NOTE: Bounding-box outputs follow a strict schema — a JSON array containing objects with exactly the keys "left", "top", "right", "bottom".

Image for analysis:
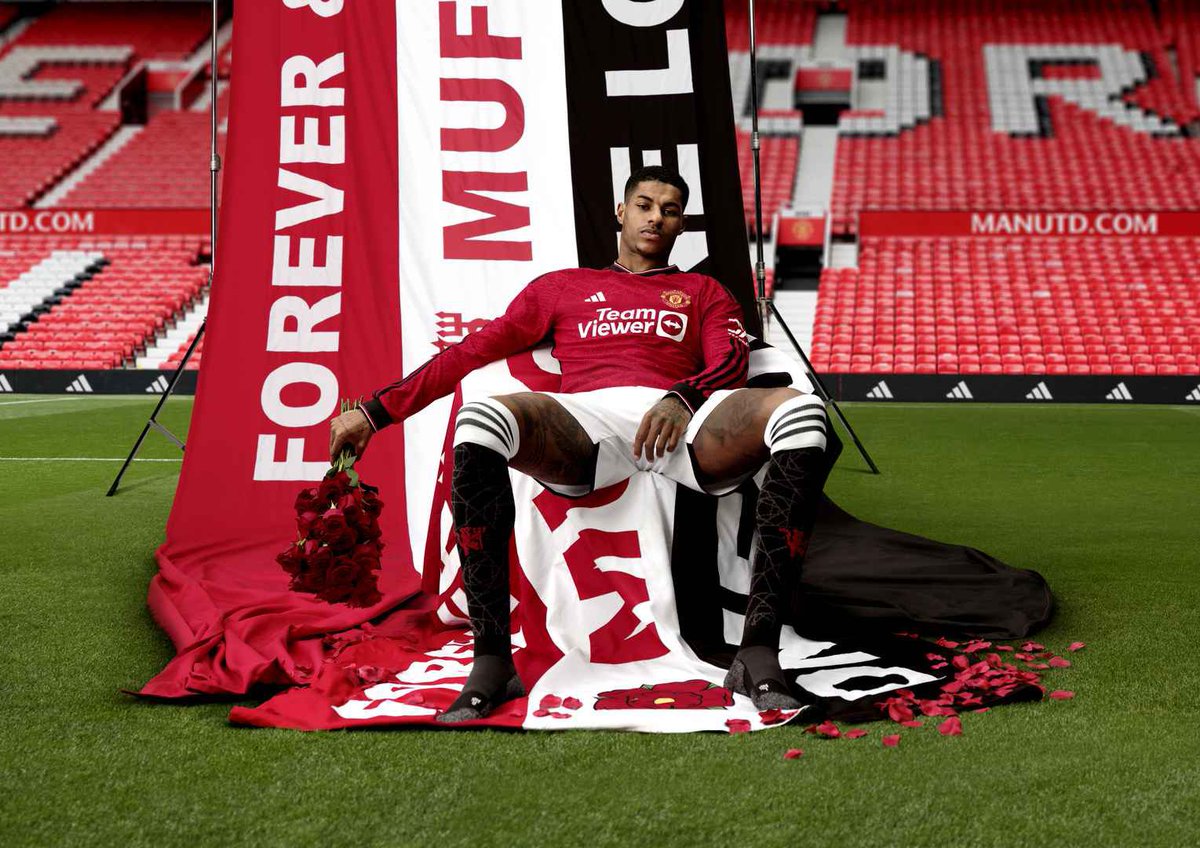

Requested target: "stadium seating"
[
  {"left": 60, "top": 111, "right": 226, "bottom": 207},
  {"left": 0, "top": 237, "right": 207, "bottom": 370},
  {"left": 10, "top": 2, "right": 210, "bottom": 60},
  {"left": 832, "top": 0, "right": 1200, "bottom": 234},
  {"left": 809, "top": 236, "right": 1200, "bottom": 375}
]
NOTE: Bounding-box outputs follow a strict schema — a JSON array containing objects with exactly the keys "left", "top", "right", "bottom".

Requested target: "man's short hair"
[{"left": 623, "top": 165, "right": 689, "bottom": 210}]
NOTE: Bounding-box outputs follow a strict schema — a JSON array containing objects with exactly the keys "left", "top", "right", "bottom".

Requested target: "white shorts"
[{"left": 538, "top": 386, "right": 748, "bottom": 497}]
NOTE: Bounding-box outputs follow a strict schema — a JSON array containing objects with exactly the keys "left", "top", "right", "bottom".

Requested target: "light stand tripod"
[
  {"left": 107, "top": 0, "right": 222, "bottom": 496},
  {"left": 745, "top": 0, "right": 878, "bottom": 474}
]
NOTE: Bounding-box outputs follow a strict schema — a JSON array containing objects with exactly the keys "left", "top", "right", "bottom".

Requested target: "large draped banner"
[{"left": 142, "top": 0, "right": 1050, "bottom": 731}]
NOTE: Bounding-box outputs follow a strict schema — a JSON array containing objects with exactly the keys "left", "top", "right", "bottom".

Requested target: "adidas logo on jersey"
[
  {"left": 1186, "top": 384, "right": 1200, "bottom": 403},
  {"left": 1026, "top": 381, "right": 1052, "bottom": 401},
  {"left": 946, "top": 381, "right": 973, "bottom": 400},
  {"left": 584, "top": 291, "right": 606, "bottom": 303},
  {"left": 1105, "top": 382, "right": 1133, "bottom": 402},
  {"left": 65, "top": 374, "right": 93, "bottom": 393},
  {"left": 146, "top": 375, "right": 170, "bottom": 394},
  {"left": 866, "top": 380, "right": 893, "bottom": 400},
  {"left": 0, "top": 374, "right": 12, "bottom": 393}
]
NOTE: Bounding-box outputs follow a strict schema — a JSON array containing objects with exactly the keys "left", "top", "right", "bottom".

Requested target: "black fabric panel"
[{"left": 560, "top": 0, "right": 759, "bottom": 336}]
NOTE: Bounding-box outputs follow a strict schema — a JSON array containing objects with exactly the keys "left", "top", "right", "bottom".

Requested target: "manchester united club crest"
[{"left": 660, "top": 289, "right": 691, "bottom": 309}]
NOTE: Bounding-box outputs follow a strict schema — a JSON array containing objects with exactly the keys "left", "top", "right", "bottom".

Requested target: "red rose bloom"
[{"left": 594, "top": 680, "right": 733, "bottom": 710}]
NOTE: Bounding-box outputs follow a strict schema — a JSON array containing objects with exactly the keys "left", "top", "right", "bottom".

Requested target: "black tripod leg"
[
  {"left": 106, "top": 320, "right": 205, "bottom": 496},
  {"left": 765, "top": 299, "right": 880, "bottom": 475}
]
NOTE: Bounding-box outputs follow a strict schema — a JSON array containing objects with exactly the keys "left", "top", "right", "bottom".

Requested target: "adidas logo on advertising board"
[
  {"left": 1105, "top": 382, "right": 1133, "bottom": 401},
  {"left": 65, "top": 374, "right": 93, "bottom": 393},
  {"left": 946, "top": 381, "right": 973, "bottom": 400},
  {"left": 1026, "top": 381, "right": 1052, "bottom": 401},
  {"left": 866, "top": 380, "right": 893, "bottom": 400},
  {"left": 146, "top": 375, "right": 170, "bottom": 393},
  {"left": 1185, "top": 385, "right": 1200, "bottom": 402},
  {"left": 0, "top": 374, "right": 12, "bottom": 392}
]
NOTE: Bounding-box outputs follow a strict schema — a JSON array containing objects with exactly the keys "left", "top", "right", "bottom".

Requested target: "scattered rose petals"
[
  {"left": 995, "top": 645, "right": 1014, "bottom": 652},
  {"left": 951, "top": 655, "right": 971, "bottom": 670},
  {"left": 938, "top": 716, "right": 963, "bottom": 736},
  {"left": 1015, "top": 652, "right": 1035, "bottom": 661},
  {"left": 963, "top": 640, "right": 993, "bottom": 653},
  {"left": 935, "top": 638, "right": 960, "bottom": 649},
  {"left": 1021, "top": 641, "right": 1045, "bottom": 652},
  {"left": 549, "top": 711, "right": 571, "bottom": 719},
  {"left": 901, "top": 720, "right": 923, "bottom": 728},
  {"left": 845, "top": 728, "right": 869, "bottom": 739},
  {"left": 726, "top": 718, "right": 752, "bottom": 734},
  {"left": 562, "top": 697, "right": 582, "bottom": 710},
  {"left": 1049, "top": 690, "right": 1075, "bottom": 700},
  {"left": 1068, "top": 642, "right": 1087, "bottom": 652},
  {"left": 1027, "top": 662, "right": 1050, "bottom": 670},
  {"left": 539, "top": 694, "right": 562, "bottom": 709},
  {"left": 931, "top": 662, "right": 948, "bottom": 670},
  {"left": 759, "top": 709, "right": 791, "bottom": 726},
  {"left": 1048, "top": 657, "right": 1071, "bottom": 668},
  {"left": 925, "top": 653, "right": 945, "bottom": 662},
  {"left": 783, "top": 748, "right": 804, "bottom": 759},
  {"left": 974, "top": 707, "right": 990, "bottom": 713},
  {"left": 882, "top": 734, "right": 900, "bottom": 748},
  {"left": 814, "top": 720, "right": 841, "bottom": 738},
  {"left": 533, "top": 708, "right": 550, "bottom": 717}
]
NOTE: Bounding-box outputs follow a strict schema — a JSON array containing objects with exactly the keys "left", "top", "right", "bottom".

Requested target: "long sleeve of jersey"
[
  {"left": 667, "top": 283, "right": 750, "bottom": 413},
  {"left": 361, "top": 276, "right": 561, "bottom": 429}
]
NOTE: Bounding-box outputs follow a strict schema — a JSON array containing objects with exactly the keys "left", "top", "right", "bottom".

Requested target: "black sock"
[
  {"left": 742, "top": 447, "right": 830, "bottom": 655},
  {"left": 451, "top": 442, "right": 516, "bottom": 659}
]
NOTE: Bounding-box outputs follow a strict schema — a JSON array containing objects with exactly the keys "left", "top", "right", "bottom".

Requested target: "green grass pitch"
[{"left": 1, "top": 394, "right": 1197, "bottom": 847}]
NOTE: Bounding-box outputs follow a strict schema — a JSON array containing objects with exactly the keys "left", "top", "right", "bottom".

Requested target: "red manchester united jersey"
[{"left": 362, "top": 263, "right": 750, "bottom": 428}]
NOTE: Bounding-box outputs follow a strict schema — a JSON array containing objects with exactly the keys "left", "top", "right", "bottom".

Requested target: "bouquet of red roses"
[{"left": 276, "top": 401, "right": 384, "bottom": 608}]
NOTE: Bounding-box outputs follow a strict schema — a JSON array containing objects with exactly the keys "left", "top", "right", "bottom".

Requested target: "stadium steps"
[
  {"left": 811, "top": 12, "right": 850, "bottom": 62},
  {"left": 793, "top": 126, "right": 838, "bottom": 210},
  {"left": 765, "top": 290, "right": 819, "bottom": 367},
  {"left": 0, "top": 250, "right": 104, "bottom": 336},
  {"left": 35, "top": 126, "right": 142, "bottom": 209},
  {"left": 135, "top": 288, "right": 208, "bottom": 370}
]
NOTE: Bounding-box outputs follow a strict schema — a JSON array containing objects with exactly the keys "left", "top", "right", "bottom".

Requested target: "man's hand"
[
  {"left": 633, "top": 395, "right": 692, "bottom": 463},
  {"left": 329, "top": 408, "right": 373, "bottom": 463}
]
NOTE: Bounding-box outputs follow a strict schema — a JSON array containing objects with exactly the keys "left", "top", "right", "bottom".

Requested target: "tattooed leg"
[
  {"left": 439, "top": 393, "right": 595, "bottom": 723},
  {"left": 694, "top": 389, "right": 832, "bottom": 709}
]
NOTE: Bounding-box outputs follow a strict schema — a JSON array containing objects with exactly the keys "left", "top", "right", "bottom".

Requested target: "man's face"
[{"left": 616, "top": 180, "right": 686, "bottom": 262}]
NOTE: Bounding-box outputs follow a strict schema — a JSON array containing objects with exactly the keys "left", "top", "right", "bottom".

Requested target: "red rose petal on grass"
[
  {"left": 935, "top": 638, "right": 960, "bottom": 649},
  {"left": 726, "top": 719, "right": 752, "bottom": 734},
  {"left": 951, "top": 655, "right": 970, "bottom": 670},
  {"left": 886, "top": 702, "right": 915, "bottom": 723},
  {"left": 1021, "top": 641, "right": 1045, "bottom": 652},
  {"left": 562, "top": 697, "right": 582, "bottom": 710},
  {"left": 963, "top": 640, "right": 993, "bottom": 653},
  {"left": 882, "top": 734, "right": 900, "bottom": 748},
  {"left": 974, "top": 707, "right": 990, "bottom": 713},
  {"left": 1027, "top": 662, "right": 1050, "bottom": 670},
  {"left": 938, "top": 716, "right": 963, "bottom": 736},
  {"left": 539, "top": 694, "right": 562, "bottom": 709},
  {"left": 533, "top": 709, "right": 550, "bottom": 717},
  {"left": 1049, "top": 690, "right": 1075, "bottom": 700},
  {"left": 931, "top": 662, "right": 948, "bottom": 670},
  {"left": 901, "top": 720, "right": 923, "bottom": 728},
  {"left": 1048, "top": 657, "right": 1072, "bottom": 668},
  {"left": 783, "top": 748, "right": 804, "bottom": 760},
  {"left": 1014, "top": 652, "right": 1035, "bottom": 661},
  {"left": 995, "top": 644, "right": 1014, "bottom": 652},
  {"left": 845, "top": 728, "right": 869, "bottom": 739},
  {"left": 1068, "top": 641, "right": 1087, "bottom": 652},
  {"left": 815, "top": 720, "right": 841, "bottom": 738}
]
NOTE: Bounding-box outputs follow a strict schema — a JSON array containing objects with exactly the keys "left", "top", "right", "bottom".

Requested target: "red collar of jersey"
[{"left": 608, "top": 261, "right": 680, "bottom": 277}]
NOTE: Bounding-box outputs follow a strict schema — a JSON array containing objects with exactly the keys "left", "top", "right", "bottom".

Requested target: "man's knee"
[
  {"left": 453, "top": 397, "right": 520, "bottom": 460},
  {"left": 761, "top": 389, "right": 827, "bottom": 454}
]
